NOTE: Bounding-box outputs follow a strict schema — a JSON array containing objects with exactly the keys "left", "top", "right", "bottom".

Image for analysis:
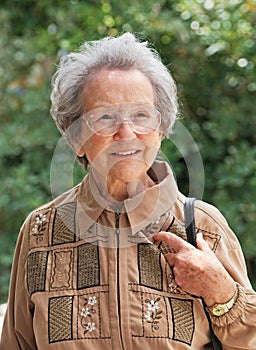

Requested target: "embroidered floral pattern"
[
  {"left": 168, "top": 270, "right": 187, "bottom": 295},
  {"left": 86, "top": 322, "right": 96, "bottom": 333},
  {"left": 32, "top": 213, "right": 47, "bottom": 243},
  {"left": 81, "top": 296, "right": 97, "bottom": 334},
  {"left": 145, "top": 297, "right": 162, "bottom": 331}
]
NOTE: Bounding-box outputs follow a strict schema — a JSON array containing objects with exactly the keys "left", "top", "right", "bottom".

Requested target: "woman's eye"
[
  {"left": 95, "top": 114, "right": 116, "bottom": 123},
  {"left": 134, "top": 112, "right": 149, "bottom": 120},
  {"left": 99, "top": 114, "right": 113, "bottom": 120}
]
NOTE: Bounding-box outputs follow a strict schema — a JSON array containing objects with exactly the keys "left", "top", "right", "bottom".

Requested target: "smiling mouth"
[{"left": 111, "top": 150, "right": 140, "bottom": 156}]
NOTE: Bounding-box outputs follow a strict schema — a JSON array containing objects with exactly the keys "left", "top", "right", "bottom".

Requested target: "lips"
[
  {"left": 107, "top": 140, "right": 145, "bottom": 158},
  {"left": 111, "top": 150, "right": 139, "bottom": 156}
]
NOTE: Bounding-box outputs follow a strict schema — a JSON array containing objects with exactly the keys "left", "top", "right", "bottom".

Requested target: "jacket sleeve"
[
  {"left": 0, "top": 217, "right": 37, "bottom": 350},
  {"left": 197, "top": 201, "right": 256, "bottom": 350}
]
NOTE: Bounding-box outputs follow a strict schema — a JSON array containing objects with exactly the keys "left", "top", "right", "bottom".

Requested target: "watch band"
[{"left": 207, "top": 286, "right": 238, "bottom": 317}]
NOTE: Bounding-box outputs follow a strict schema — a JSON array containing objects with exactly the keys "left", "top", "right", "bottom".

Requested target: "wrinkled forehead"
[{"left": 83, "top": 102, "right": 156, "bottom": 116}]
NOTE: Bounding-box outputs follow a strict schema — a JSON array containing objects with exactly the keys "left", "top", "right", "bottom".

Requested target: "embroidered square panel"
[
  {"left": 52, "top": 202, "right": 76, "bottom": 245},
  {"left": 169, "top": 297, "right": 195, "bottom": 345},
  {"left": 138, "top": 243, "right": 163, "bottom": 291},
  {"left": 50, "top": 250, "right": 73, "bottom": 290},
  {"left": 77, "top": 242, "right": 100, "bottom": 289},
  {"left": 48, "top": 296, "right": 73, "bottom": 343},
  {"left": 27, "top": 250, "right": 48, "bottom": 295}
]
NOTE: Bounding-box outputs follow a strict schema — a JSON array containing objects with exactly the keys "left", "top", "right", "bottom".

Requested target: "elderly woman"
[{"left": 1, "top": 33, "right": 255, "bottom": 350}]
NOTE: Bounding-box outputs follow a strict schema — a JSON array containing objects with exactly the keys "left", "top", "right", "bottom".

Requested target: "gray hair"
[{"left": 50, "top": 33, "right": 178, "bottom": 167}]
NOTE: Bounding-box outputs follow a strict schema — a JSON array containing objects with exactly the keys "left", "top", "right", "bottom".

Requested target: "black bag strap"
[
  {"left": 184, "top": 197, "right": 223, "bottom": 350},
  {"left": 184, "top": 197, "right": 197, "bottom": 247}
]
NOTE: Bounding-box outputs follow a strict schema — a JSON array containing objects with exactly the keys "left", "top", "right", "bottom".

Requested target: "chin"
[{"left": 110, "top": 163, "right": 148, "bottom": 183}]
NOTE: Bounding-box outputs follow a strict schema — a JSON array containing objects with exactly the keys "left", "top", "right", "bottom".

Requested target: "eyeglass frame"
[{"left": 80, "top": 103, "right": 162, "bottom": 137}]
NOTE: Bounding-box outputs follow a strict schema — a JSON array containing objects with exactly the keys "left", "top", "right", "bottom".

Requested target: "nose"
[{"left": 113, "top": 122, "right": 137, "bottom": 140}]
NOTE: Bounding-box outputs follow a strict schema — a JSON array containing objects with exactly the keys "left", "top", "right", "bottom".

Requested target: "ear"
[
  {"left": 160, "top": 132, "right": 165, "bottom": 141},
  {"left": 77, "top": 151, "right": 85, "bottom": 157},
  {"left": 76, "top": 145, "right": 85, "bottom": 157},
  {"left": 72, "top": 140, "right": 85, "bottom": 158},
  {"left": 158, "top": 131, "right": 165, "bottom": 145}
]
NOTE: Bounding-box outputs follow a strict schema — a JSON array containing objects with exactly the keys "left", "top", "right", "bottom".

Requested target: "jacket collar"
[{"left": 75, "top": 160, "right": 178, "bottom": 235}]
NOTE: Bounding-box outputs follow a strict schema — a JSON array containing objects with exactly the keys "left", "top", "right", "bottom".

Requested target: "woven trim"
[
  {"left": 52, "top": 202, "right": 76, "bottom": 245},
  {"left": 169, "top": 297, "right": 195, "bottom": 345},
  {"left": 138, "top": 243, "right": 163, "bottom": 290},
  {"left": 77, "top": 242, "right": 100, "bottom": 289},
  {"left": 48, "top": 296, "right": 73, "bottom": 343},
  {"left": 27, "top": 251, "right": 48, "bottom": 295}
]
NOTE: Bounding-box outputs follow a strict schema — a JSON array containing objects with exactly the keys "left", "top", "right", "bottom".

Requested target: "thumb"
[{"left": 196, "top": 232, "right": 212, "bottom": 252}]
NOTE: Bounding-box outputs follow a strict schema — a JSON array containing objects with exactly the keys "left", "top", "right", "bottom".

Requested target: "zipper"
[{"left": 115, "top": 211, "right": 125, "bottom": 350}]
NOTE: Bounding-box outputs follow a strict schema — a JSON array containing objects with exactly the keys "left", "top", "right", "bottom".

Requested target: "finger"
[
  {"left": 196, "top": 232, "right": 212, "bottom": 252},
  {"left": 164, "top": 252, "right": 176, "bottom": 266},
  {"left": 153, "top": 231, "right": 189, "bottom": 252}
]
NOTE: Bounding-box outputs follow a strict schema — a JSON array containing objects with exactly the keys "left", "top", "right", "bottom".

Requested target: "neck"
[
  {"left": 91, "top": 168, "right": 156, "bottom": 203},
  {"left": 108, "top": 177, "right": 155, "bottom": 202}
]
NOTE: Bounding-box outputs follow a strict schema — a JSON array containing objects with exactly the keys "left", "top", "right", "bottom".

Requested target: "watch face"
[
  {"left": 208, "top": 287, "right": 238, "bottom": 317},
  {"left": 212, "top": 305, "right": 229, "bottom": 317}
]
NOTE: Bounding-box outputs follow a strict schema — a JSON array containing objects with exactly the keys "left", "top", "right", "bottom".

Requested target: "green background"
[{"left": 0, "top": 0, "right": 256, "bottom": 303}]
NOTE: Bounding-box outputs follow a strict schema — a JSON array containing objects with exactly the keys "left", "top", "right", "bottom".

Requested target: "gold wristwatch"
[{"left": 207, "top": 287, "right": 238, "bottom": 317}]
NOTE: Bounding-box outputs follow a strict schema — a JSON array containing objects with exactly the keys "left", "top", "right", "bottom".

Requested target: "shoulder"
[
  {"left": 174, "top": 192, "right": 240, "bottom": 251},
  {"left": 175, "top": 192, "right": 229, "bottom": 231},
  {"left": 18, "top": 183, "right": 81, "bottom": 250}
]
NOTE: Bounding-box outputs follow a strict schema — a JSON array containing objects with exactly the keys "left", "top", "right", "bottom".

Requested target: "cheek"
[
  {"left": 84, "top": 139, "right": 99, "bottom": 163},
  {"left": 140, "top": 133, "right": 162, "bottom": 165},
  {"left": 142, "top": 132, "right": 162, "bottom": 149},
  {"left": 84, "top": 135, "right": 110, "bottom": 164}
]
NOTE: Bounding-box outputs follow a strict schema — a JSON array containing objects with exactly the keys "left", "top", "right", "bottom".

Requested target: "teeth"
[{"left": 114, "top": 150, "right": 137, "bottom": 156}]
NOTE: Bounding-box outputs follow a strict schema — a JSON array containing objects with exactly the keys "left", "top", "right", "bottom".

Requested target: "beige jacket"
[{"left": 1, "top": 161, "right": 256, "bottom": 350}]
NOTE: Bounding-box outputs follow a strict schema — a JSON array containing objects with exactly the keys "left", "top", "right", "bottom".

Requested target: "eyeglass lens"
[{"left": 85, "top": 104, "right": 160, "bottom": 136}]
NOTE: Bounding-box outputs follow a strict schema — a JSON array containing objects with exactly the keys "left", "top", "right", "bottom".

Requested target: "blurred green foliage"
[{"left": 0, "top": 0, "right": 256, "bottom": 302}]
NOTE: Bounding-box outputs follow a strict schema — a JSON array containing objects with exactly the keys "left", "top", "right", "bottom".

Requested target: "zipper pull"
[{"left": 115, "top": 211, "right": 121, "bottom": 235}]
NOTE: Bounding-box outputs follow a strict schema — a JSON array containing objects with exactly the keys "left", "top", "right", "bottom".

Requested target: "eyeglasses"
[{"left": 81, "top": 103, "right": 161, "bottom": 136}]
